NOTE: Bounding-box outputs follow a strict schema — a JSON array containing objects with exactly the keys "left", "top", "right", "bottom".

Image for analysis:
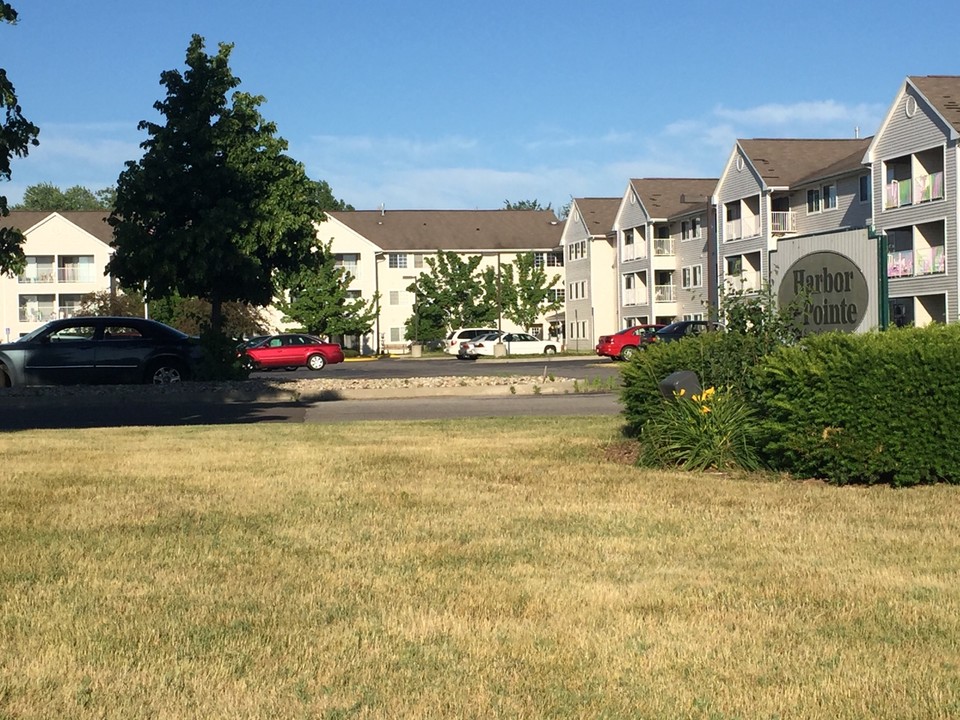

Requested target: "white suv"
[{"left": 443, "top": 327, "right": 497, "bottom": 355}]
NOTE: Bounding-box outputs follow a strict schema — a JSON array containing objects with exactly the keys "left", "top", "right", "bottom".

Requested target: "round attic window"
[
  {"left": 736, "top": 155, "right": 745, "bottom": 172},
  {"left": 905, "top": 95, "right": 918, "bottom": 118}
]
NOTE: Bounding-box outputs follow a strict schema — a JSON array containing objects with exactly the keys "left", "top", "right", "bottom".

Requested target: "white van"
[{"left": 443, "top": 327, "right": 497, "bottom": 355}]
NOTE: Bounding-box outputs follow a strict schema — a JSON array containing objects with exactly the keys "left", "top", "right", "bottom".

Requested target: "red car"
[
  {"left": 595, "top": 324, "right": 665, "bottom": 361},
  {"left": 241, "top": 333, "right": 344, "bottom": 371}
]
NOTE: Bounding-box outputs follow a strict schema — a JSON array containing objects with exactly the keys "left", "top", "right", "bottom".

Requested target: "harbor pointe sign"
[{"left": 778, "top": 251, "right": 869, "bottom": 333}]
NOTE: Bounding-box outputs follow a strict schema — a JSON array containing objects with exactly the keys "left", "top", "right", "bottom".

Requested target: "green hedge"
[{"left": 754, "top": 325, "right": 960, "bottom": 486}]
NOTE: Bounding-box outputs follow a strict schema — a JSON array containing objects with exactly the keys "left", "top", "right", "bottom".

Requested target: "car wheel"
[
  {"left": 0, "top": 366, "right": 11, "bottom": 388},
  {"left": 544, "top": 346, "right": 557, "bottom": 355},
  {"left": 620, "top": 345, "right": 638, "bottom": 361},
  {"left": 284, "top": 366, "right": 298, "bottom": 371},
  {"left": 147, "top": 359, "right": 186, "bottom": 384},
  {"left": 307, "top": 354, "right": 326, "bottom": 371}
]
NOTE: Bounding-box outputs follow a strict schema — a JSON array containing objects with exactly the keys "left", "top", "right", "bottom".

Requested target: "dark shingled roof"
[
  {"left": 738, "top": 138, "right": 871, "bottom": 187},
  {"left": 1, "top": 210, "right": 113, "bottom": 245},
  {"left": 572, "top": 198, "right": 620, "bottom": 236},
  {"left": 909, "top": 75, "right": 960, "bottom": 134},
  {"left": 328, "top": 209, "right": 562, "bottom": 251},
  {"left": 628, "top": 178, "right": 718, "bottom": 218}
]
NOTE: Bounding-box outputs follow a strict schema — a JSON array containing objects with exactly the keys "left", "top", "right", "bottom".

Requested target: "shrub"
[
  {"left": 194, "top": 331, "right": 251, "bottom": 381},
  {"left": 638, "top": 386, "right": 761, "bottom": 471},
  {"left": 754, "top": 325, "right": 960, "bottom": 486}
]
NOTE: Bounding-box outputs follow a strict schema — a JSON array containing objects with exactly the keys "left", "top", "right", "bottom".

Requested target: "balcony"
[
  {"left": 724, "top": 217, "right": 760, "bottom": 241},
  {"left": 58, "top": 266, "right": 97, "bottom": 283},
  {"left": 18, "top": 270, "right": 56, "bottom": 284},
  {"left": 653, "top": 237, "right": 675, "bottom": 256},
  {"left": 725, "top": 271, "right": 762, "bottom": 292},
  {"left": 884, "top": 172, "right": 944, "bottom": 210},
  {"left": 888, "top": 247, "right": 946, "bottom": 278},
  {"left": 771, "top": 211, "right": 797, "bottom": 234},
  {"left": 19, "top": 306, "right": 57, "bottom": 323},
  {"left": 654, "top": 284, "right": 675, "bottom": 302}
]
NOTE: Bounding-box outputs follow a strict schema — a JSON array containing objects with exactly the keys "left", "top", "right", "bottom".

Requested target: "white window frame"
[{"left": 388, "top": 253, "right": 408, "bottom": 269}]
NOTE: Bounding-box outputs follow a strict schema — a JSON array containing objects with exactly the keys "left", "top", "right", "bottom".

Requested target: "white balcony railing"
[
  {"left": 724, "top": 216, "right": 760, "bottom": 241},
  {"left": 18, "top": 271, "right": 56, "bottom": 284},
  {"left": 725, "top": 271, "right": 762, "bottom": 292},
  {"left": 58, "top": 267, "right": 96, "bottom": 283},
  {"left": 653, "top": 237, "right": 675, "bottom": 256},
  {"left": 654, "top": 284, "right": 676, "bottom": 302},
  {"left": 770, "top": 211, "right": 797, "bottom": 234}
]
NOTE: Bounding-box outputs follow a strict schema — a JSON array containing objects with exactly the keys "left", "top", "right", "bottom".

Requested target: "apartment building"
[
  {"left": 612, "top": 178, "right": 717, "bottom": 328},
  {"left": 315, "top": 209, "right": 564, "bottom": 353},
  {"left": 715, "top": 137, "right": 873, "bottom": 301},
  {"left": 559, "top": 198, "right": 619, "bottom": 350},
  {"left": 0, "top": 211, "right": 113, "bottom": 342},
  {"left": 863, "top": 75, "right": 958, "bottom": 326}
]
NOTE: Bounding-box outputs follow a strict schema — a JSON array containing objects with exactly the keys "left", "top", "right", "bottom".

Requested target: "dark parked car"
[
  {"left": 0, "top": 316, "right": 202, "bottom": 387},
  {"left": 240, "top": 333, "right": 344, "bottom": 371},
  {"left": 651, "top": 320, "right": 724, "bottom": 343},
  {"left": 595, "top": 324, "right": 665, "bottom": 360}
]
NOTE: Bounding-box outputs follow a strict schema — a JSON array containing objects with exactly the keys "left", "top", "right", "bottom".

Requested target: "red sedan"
[
  {"left": 595, "top": 324, "right": 665, "bottom": 361},
  {"left": 241, "top": 333, "right": 344, "bottom": 371}
]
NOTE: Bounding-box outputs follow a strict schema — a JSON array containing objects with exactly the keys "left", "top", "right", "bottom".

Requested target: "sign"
[{"left": 778, "top": 251, "right": 868, "bottom": 334}]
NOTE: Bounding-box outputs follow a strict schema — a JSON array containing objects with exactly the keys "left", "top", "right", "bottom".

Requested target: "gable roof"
[
  {"left": 628, "top": 178, "right": 718, "bottom": 219},
  {"left": 908, "top": 75, "right": 960, "bottom": 134},
  {"left": 572, "top": 198, "right": 619, "bottom": 236},
  {"left": 737, "top": 138, "right": 871, "bottom": 188},
  {"left": 327, "top": 209, "right": 562, "bottom": 252},
  {"left": 1, "top": 210, "right": 113, "bottom": 245}
]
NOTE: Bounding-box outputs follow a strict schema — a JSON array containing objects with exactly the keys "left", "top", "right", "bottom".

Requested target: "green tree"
[
  {"left": 0, "top": 1, "right": 40, "bottom": 276},
  {"left": 148, "top": 295, "right": 266, "bottom": 338},
  {"left": 503, "top": 199, "right": 552, "bottom": 212},
  {"left": 107, "top": 34, "right": 325, "bottom": 334},
  {"left": 311, "top": 180, "right": 353, "bottom": 212},
  {"left": 405, "top": 251, "right": 497, "bottom": 340},
  {"left": 498, "top": 252, "right": 562, "bottom": 330},
  {"left": 77, "top": 289, "right": 147, "bottom": 317},
  {"left": 15, "top": 182, "right": 115, "bottom": 211},
  {"left": 278, "top": 241, "right": 379, "bottom": 338}
]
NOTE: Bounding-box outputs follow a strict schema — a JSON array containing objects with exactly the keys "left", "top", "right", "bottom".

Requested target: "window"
[
  {"left": 413, "top": 253, "right": 424, "bottom": 268},
  {"left": 808, "top": 184, "right": 837, "bottom": 213},
  {"left": 390, "top": 327, "right": 401, "bottom": 342},
  {"left": 681, "top": 221, "right": 690, "bottom": 240},
  {"left": 860, "top": 174, "right": 871, "bottom": 203},
  {"left": 547, "top": 288, "right": 565, "bottom": 303},
  {"left": 389, "top": 290, "right": 400, "bottom": 305},
  {"left": 388, "top": 253, "right": 407, "bottom": 269},
  {"left": 681, "top": 265, "right": 703, "bottom": 289},
  {"left": 334, "top": 253, "right": 359, "bottom": 273},
  {"left": 823, "top": 184, "right": 837, "bottom": 210},
  {"left": 692, "top": 217, "right": 702, "bottom": 238},
  {"left": 726, "top": 256, "right": 743, "bottom": 276}
]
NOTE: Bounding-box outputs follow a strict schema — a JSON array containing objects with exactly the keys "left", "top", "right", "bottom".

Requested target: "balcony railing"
[
  {"left": 770, "top": 211, "right": 797, "bottom": 234},
  {"left": 888, "top": 247, "right": 946, "bottom": 278},
  {"left": 58, "top": 267, "right": 96, "bottom": 283},
  {"left": 18, "top": 271, "right": 56, "bottom": 284},
  {"left": 884, "top": 171, "right": 944, "bottom": 210},
  {"left": 18, "top": 306, "right": 86, "bottom": 322},
  {"left": 622, "top": 245, "right": 636, "bottom": 262},
  {"left": 725, "top": 271, "right": 762, "bottom": 292},
  {"left": 654, "top": 284, "right": 675, "bottom": 302},
  {"left": 724, "top": 217, "right": 760, "bottom": 241},
  {"left": 653, "top": 237, "right": 675, "bottom": 256}
]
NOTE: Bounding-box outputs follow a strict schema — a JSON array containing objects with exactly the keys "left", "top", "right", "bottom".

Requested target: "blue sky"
[{"left": 2, "top": 1, "right": 955, "bottom": 213}]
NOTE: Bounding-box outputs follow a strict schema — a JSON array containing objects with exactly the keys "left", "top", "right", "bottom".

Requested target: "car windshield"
[{"left": 16, "top": 322, "right": 57, "bottom": 342}]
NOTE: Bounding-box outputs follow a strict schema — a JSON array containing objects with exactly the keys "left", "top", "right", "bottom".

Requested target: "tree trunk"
[{"left": 210, "top": 292, "right": 223, "bottom": 334}]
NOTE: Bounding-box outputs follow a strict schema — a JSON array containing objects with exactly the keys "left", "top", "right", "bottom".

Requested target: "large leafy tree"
[
  {"left": 0, "top": 1, "right": 40, "bottom": 276},
  {"left": 15, "top": 182, "right": 115, "bottom": 211},
  {"left": 278, "top": 240, "right": 378, "bottom": 338},
  {"left": 108, "top": 34, "right": 325, "bottom": 333},
  {"left": 498, "top": 252, "right": 563, "bottom": 330},
  {"left": 405, "top": 251, "right": 497, "bottom": 340}
]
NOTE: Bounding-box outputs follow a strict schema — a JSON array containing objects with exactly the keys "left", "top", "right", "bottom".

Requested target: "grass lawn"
[{"left": 1, "top": 416, "right": 958, "bottom": 719}]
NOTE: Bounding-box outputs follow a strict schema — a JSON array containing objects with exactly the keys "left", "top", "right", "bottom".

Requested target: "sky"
[{"left": 2, "top": 1, "right": 956, "bottom": 214}]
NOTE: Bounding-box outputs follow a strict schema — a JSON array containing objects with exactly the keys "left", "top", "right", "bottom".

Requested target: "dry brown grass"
[{"left": 1, "top": 416, "right": 959, "bottom": 719}]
